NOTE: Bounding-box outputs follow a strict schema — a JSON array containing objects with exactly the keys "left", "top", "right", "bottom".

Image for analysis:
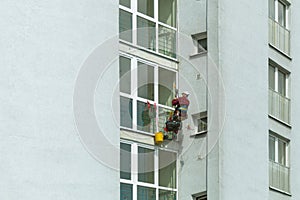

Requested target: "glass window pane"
[
  {"left": 269, "top": 65, "right": 275, "bottom": 90},
  {"left": 120, "top": 56, "right": 131, "bottom": 94},
  {"left": 138, "top": 62, "right": 154, "bottom": 100},
  {"left": 198, "top": 38, "right": 207, "bottom": 52},
  {"left": 278, "top": 70, "right": 286, "bottom": 96},
  {"left": 269, "top": 136, "right": 275, "bottom": 161},
  {"left": 120, "top": 96, "right": 133, "bottom": 128},
  {"left": 120, "top": 143, "right": 131, "bottom": 180},
  {"left": 198, "top": 117, "right": 207, "bottom": 132},
  {"left": 158, "top": 25, "right": 176, "bottom": 58},
  {"left": 137, "top": 101, "right": 155, "bottom": 133},
  {"left": 138, "top": 147, "right": 154, "bottom": 184},
  {"left": 120, "top": 183, "right": 133, "bottom": 200},
  {"left": 137, "top": 16, "right": 156, "bottom": 51},
  {"left": 159, "top": 68, "right": 176, "bottom": 106},
  {"left": 278, "top": 2, "right": 286, "bottom": 27},
  {"left": 159, "top": 0, "right": 177, "bottom": 27},
  {"left": 159, "top": 189, "right": 176, "bottom": 200},
  {"left": 119, "top": 9, "right": 132, "bottom": 42},
  {"left": 159, "top": 150, "right": 177, "bottom": 188},
  {"left": 120, "top": 0, "right": 131, "bottom": 8},
  {"left": 138, "top": 0, "right": 154, "bottom": 17},
  {"left": 269, "top": 0, "right": 275, "bottom": 19},
  {"left": 278, "top": 139, "right": 286, "bottom": 166},
  {"left": 137, "top": 186, "right": 156, "bottom": 200}
]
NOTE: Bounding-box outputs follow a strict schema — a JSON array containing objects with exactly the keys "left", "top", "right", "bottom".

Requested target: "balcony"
[
  {"left": 269, "top": 89, "right": 290, "bottom": 124},
  {"left": 268, "top": 18, "right": 290, "bottom": 56},
  {"left": 269, "top": 161, "right": 290, "bottom": 193}
]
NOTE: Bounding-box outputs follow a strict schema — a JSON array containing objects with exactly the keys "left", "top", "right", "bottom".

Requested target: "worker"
[{"left": 172, "top": 91, "right": 190, "bottom": 121}]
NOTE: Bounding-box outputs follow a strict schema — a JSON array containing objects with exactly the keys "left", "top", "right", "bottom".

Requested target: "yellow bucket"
[{"left": 155, "top": 132, "right": 164, "bottom": 144}]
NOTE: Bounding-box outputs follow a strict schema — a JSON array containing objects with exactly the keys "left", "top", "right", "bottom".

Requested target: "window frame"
[
  {"left": 191, "top": 111, "right": 208, "bottom": 136},
  {"left": 120, "top": 140, "right": 178, "bottom": 200},
  {"left": 268, "top": 61, "right": 290, "bottom": 98},
  {"left": 119, "top": 0, "right": 178, "bottom": 59},
  {"left": 191, "top": 32, "right": 208, "bottom": 55},
  {"left": 269, "top": 133, "right": 289, "bottom": 167},
  {"left": 119, "top": 53, "right": 178, "bottom": 135},
  {"left": 268, "top": 133, "right": 290, "bottom": 193},
  {"left": 269, "top": 0, "right": 290, "bottom": 29}
]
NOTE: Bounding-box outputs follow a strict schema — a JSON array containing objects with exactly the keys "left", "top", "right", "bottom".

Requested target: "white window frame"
[
  {"left": 269, "top": 134, "right": 289, "bottom": 167},
  {"left": 271, "top": 0, "right": 290, "bottom": 29},
  {"left": 120, "top": 140, "right": 178, "bottom": 200},
  {"left": 269, "top": 133, "right": 290, "bottom": 193},
  {"left": 119, "top": 0, "right": 178, "bottom": 59},
  {"left": 119, "top": 53, "right": 178, "bottom": 135},
  {"left": 269, "top": 62, "right": 290, "bottom": 98},
  {"left": 191, "top": 111, "right": 207, "bottom": 136},
  {"left": 191, "top": 32, "right": 207, "bottom": 55}
]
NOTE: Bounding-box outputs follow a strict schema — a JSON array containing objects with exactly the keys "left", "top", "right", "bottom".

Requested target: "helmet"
[{"left": 182, "top": 91, "right": 190, "bottom": 96}]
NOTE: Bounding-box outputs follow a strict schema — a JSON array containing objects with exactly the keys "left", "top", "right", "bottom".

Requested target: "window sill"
[
  {"left": 120, "top": 126, "right": 155, "bottom": 137},
  {"left": 268, "top": 114, "right": 292, "bottom": 128},
  {"left": 269, "top": 44, "right": 292, "bottom": 60},
  {"left": 119, "top": 39, "right": 179, "bottom": 63},
  {"left": 269, "top": 186, "right": 291, "bottom": 196},
  {"left": 190, "top": 130, "right": 207, "bottom": 137},
  {"left": 189, "top": 51, "right": 207, "bottom": 59}
]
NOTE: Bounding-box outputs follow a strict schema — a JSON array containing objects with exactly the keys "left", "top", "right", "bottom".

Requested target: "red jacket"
[{"left": 172, "top": 97, "right": 189, "bottom": 106}]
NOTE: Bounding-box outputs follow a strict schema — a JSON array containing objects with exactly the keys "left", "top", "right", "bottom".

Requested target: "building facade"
[{"left": 0, "top": 0, "right": 300, "bottom": 200}]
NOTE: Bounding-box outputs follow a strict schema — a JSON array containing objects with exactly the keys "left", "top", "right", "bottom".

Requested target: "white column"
[
  {"left": 132, "top": 58, "right": 138, "bottom": 130},
  {"left": 132, "top": 0, "right": 137, "bottom": 45},
  {"left": 132, "top": 143, "right": 138, "bottom": 200}
]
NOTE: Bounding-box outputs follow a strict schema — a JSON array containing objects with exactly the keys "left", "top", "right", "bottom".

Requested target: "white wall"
[
  {"left": 0, "top": 0, "right": 119, "bottom": 199},
  {"left": 177, "top": 0, "right": 208, "bottom": 199},
  {"left": 217, "top": 0, "right": 269, "bottom": 199},
  {"left": 290, "top": 0, "right": 300, "bottom": 199}
]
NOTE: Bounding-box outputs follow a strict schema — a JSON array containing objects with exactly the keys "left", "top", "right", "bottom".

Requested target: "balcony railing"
[
  {"left": 269, "top": 161, "right": 290, "bottom": 193},
  {"left": 269, "top": 89, "right": 290, "bottom": 124},
  {"left": 268, "top": 18, "right": 290, "bottom": 55}
]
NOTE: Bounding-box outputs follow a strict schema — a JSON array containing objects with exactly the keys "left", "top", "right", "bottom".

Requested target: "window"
[
  {"left": 120, "top": 0, "right": 131, "bottom": 8},
  {"left": 191, "top": 111, "right": 207, "bottom": 135},
  {"left": 119, "top": 54, "right": 177, "bottom": 134},
  {"left": 192, "top": 192, "right": 207, "bottom": 200},
  {"left": 268, "top": 0, "right": 290, "bottom": 55},
  {"left": 119, "top": 0, "right": 177, "bottom": 58},
  {"left": 277, "top": 1, "right": 286, "bottom": 27},
  {"left": 269, "top": 0, "right": 289, "bottom": 28},
  {"left": 192, "top": 32, "right": 207, "bottom": 55},
  {"left": 120, "top": 142, "right": 178, "bottom": 200},
  {"left": 269, "top": 133, "right": 290, "bottom": 193},
  {"left": 120, "top": 56, "right": 131, "bottom": 94},
  {"left": 197, "top": 117, "right": 207, "bottom": 133},
  {"left": 197, "top": 38, "right": 207, "bottom": 53},
  {"left": 120, "top": 96, "right": 133, "bottom": 128},
  {"left": 121, "top": 143, "right": 132, "bottom": 180},
  {"left": 158, "top": 0, "right": 176, "bottom": 27},
  {"left": 119, "top": 9, "right": 133, "bottom": 42},
  {"left": 268, "top": 61, "right": 290, "bottom": 124},
  {"left": 268, "top": 63, "right": 289, "bottom": 97},
  {"left": 269, "top": 134, "right": 289, "bottom": 165}
]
